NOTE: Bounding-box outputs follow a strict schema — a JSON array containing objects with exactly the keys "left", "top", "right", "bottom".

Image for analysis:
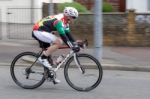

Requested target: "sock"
[
  {"left": 41, "top": 51, "right": 49, "bottom": 59},
  {"left": 41, "top": 54, "right": 48, "bottom": 59}
]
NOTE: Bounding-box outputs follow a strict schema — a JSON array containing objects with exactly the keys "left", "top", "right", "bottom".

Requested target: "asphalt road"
[{"left": 0, "top": 66, "right": 150, "bottom": 99}]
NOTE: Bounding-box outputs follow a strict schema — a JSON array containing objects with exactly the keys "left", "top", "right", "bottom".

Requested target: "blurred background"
[{"left": 0, "top": 0, "right": 150, "bottom": 47}]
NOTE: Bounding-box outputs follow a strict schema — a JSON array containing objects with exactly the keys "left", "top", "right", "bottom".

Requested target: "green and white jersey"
[{"left": 33, "top": 14, "right": 70, "bottom": 36}]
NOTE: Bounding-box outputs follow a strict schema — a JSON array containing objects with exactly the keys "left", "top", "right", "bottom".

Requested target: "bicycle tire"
[
  {"left": 10, "top": 52, "right": 46, "bottom": 89},
  {"left": 64, "top": 53, "right": 103, "bottom": 92}
]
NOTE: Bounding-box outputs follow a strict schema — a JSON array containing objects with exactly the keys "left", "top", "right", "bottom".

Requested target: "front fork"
[{"left": 73, "top": 53, "right": 85, "bottom": 74}]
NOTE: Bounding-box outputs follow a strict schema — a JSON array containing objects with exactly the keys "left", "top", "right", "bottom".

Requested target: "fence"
[
  {"left": 136, "top": 13, "right": 150, "bottom": 36},
  {"left": 71, "top": 11, "right": 150, "bottom": 46},
  {"left": 7, "top": 8, "right": 42, "bottom": 40},
  {"left": 103, "top": 13, "right": 127, "bottom": 33},
  {"left": 69, "top": 13, "right": 128, "bottom": 46},
  {"left": 1, "top": 8, "right": 150, "bottom": 46},
  {"left": 103, "top": 11, "right": 150, "bottom": 46}
]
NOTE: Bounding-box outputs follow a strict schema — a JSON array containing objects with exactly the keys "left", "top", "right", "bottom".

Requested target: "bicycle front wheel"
[
  {"left": 64, "top": 53, "right": 103, "bottom": 91},
  {"left": 10, "top": 52, "right": 45, "bottom": 89}
]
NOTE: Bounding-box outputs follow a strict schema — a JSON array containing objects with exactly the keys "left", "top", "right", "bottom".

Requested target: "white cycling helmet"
[{"left": 63, "top": 7, "right": 79, "bottom": 19}]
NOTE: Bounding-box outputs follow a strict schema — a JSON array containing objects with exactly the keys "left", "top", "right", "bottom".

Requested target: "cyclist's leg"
[
  {"left": 33, "top": 30, "right": 63, "bottom": 56},
  {"left": 33, "top": 30, "right": 62, "bottom": 84},
  {"left": 46, "top": 38, "right": 63, "bottom": 55}
]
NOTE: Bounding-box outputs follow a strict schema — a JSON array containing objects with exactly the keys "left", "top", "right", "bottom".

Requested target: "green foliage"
[
  {"left": 57, "top": 2, "right": 89, "bottom": 13},
  {"left": 103, "top": 2, "right": 113, "bottom": 12}
]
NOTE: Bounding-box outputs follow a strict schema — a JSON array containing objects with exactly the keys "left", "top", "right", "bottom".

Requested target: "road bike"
[{"left": 10, "top": 40, "right": 103, "bottom": 92}]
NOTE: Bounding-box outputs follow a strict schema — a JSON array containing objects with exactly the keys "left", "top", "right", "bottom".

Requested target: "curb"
[
  {"left": 0, "top": 40, "right": 38, "bottom": 47},
  {"left": 0, "top": 63, "right": 11, "bottom": 66},
  {"left": 1, "top": 62, "right": 150, "bottom": 72},
  {"left": 102, "top": 64, "right": 150, "bottom": 72}
]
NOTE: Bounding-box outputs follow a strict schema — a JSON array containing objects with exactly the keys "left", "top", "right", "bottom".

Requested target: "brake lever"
[{"left": 82, "top": 39, "right": 88, "bottom": 48}]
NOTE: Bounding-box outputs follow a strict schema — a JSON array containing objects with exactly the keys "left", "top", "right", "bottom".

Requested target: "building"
[
  {"left": 0, "top": 0, "right": 73, "bottom": 23},
  {"left": 0, "top": 0, "right": 42, "bottom": 23},
  {"left": 74, "top": 0, "right": 126, "bottom": 12},
  {"left": 107, "top": 0, "right": 126, "bottom": 12},
  {"left": 0, "top": 0, "right": 72, "bottom": 40},
  {"left": 75, "top": 0, "right": 150, "bottom": 13},
  {"left": 1, "top": 0, "right": 150, "bottom": 23},
  {"left": 127, "top": 0, "right": 150, "bottom": 13}
]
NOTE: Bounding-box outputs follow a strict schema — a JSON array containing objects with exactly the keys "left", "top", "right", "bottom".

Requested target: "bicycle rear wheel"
[
  {"left": 64, "top": 53, "right": 103, "bottom": 91},
  {"left": 10, "top": 52, "right": 45, "bottom": 89}
]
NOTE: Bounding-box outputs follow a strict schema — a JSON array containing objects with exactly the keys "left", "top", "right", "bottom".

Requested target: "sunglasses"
[
  {"left": 71, "top": 16, "right": 76, "bottom": 19},
  {"left": 67, "top": 16, "right": 76, "bottom": 21}
]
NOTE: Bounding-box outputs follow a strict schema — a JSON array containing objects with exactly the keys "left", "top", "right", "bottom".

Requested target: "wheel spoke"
[
  {"left": 64, "top": 54, "right": 103, "bottom": 91},
  {"left": 10, "top": 52, "right": 45, "bottom": 89}
]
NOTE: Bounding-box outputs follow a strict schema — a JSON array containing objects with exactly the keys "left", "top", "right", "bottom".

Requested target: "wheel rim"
[
  {"left": 11, "top": 52, "right": 45, "bottom": 88},
  {"left": 65, "top": 54, "right": 103, "bottom": 91}
]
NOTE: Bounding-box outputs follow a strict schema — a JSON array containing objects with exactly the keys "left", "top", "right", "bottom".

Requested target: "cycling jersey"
[
  {"left": 33, "top": 14, "right": 75, "bottom": 46},
  {"left": 33, "top": 14, "right": 70, "bottom": 35}
]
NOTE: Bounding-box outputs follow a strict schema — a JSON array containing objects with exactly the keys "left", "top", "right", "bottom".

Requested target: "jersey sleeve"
[
  {"left": 54, "top": 20, "right": 66, "bottom": 35},
  {"left": 54, "top": 20, "right": 75, "bottom": 47},
  {"left": 65, "top": 27, "right": 70, "bottom": 34}
]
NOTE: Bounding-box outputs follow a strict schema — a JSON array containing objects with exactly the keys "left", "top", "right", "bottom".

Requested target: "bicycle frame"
[
  {"left": 53, "top": 50, "right": 82, "bottom": 73},
  {"left": 35, "top": 40, "right": 88, "bottom": 72},
  {"left": 54, "top": 50, "right": 74, "bottom": 72}
]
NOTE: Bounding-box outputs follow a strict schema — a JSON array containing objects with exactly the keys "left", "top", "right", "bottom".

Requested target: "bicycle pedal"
[{"left": 53, "top": 80, "right": 58, "bottom": 84}]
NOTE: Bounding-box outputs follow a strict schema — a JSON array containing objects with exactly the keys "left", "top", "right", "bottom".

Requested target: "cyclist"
[{"left": 32, "top": 7, "right": 80, "bottom": 84}]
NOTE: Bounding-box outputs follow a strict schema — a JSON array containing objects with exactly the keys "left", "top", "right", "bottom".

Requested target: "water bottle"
[{"left": 56, "top": 55, "right": 65, "bottom": 64}]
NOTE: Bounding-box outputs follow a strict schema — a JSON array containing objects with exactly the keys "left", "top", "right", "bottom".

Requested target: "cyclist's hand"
[
  {"left": 76, "top": 40, "right": 83, "bottom": 43},
  {"left": 75, "top": 40, "right": 84, "bottom": 48},
  {"left": 72, "top": 42, "right": 80, "bottom": 52},
  {"left": 72, "top": 46, "right": 80, "bottom": 52}
]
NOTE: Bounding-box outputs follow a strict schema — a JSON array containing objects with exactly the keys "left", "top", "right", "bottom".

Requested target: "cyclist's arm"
[
  {"left": 65, "top": 27, "right": 75, "bottom": 42},
  {"left": 54, "top": 20, "right": 73, "bottom": 47}
]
